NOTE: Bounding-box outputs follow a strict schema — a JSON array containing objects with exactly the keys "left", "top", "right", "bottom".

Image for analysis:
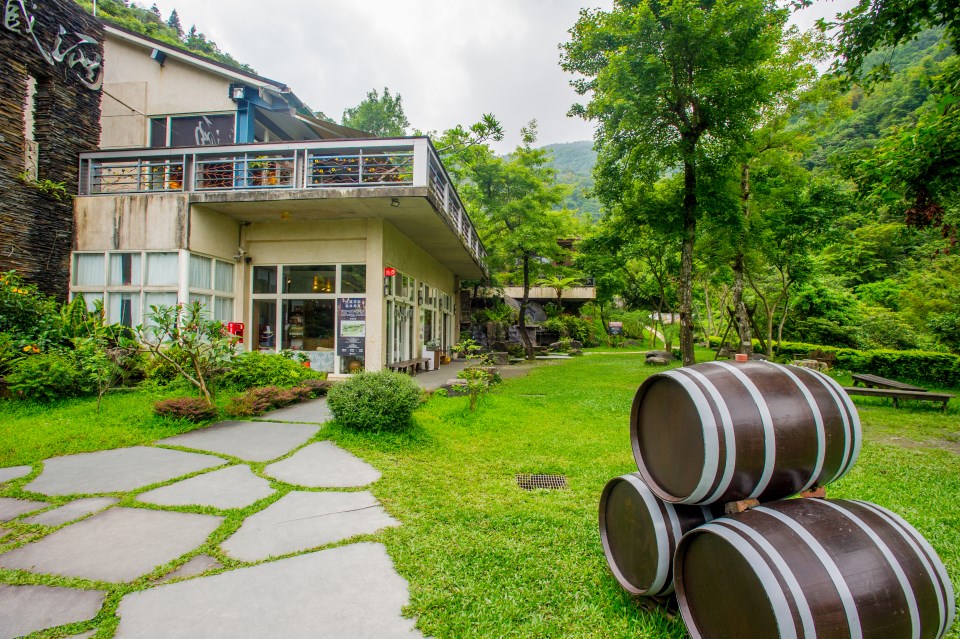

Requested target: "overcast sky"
[{"left": 143, "top": 0, "right": 855, "bottom": 152}]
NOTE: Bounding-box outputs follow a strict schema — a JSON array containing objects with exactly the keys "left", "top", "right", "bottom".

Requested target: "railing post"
[
  {"left": 412, "top": 140, "right": 429, "bottom": 187},
  {"left": 184, "top": 154, "right": 195, "bottom": 192},
  {"left": 295, "top": 149, "right": 303, "bottom": 189}
]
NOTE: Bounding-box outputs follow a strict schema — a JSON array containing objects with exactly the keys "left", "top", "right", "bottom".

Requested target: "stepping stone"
[
  {"left": 0, "top": 497, "right": 47, "bottom": 521},
  {"left": 67, "top": 632, "right": 97, "bottom": 639},
  {"left": 158, "top": 554, "right": 222, "bottom": 583},
  {"left": 138, "top": 466, "right": 274, "bottom": 510},
  {"left": 264, "top": 441, "right": 381, "bottom": 488},
  {"left": 0, "top": 465, "right": 31, "bottom": 483},
  {"left": 262, "top": 398, "right": 332, "bottom": 424},
  {"left": 0, "top": 507, "right": 222, "bottom": 582},
  {"left": 25, "top": 447, "right": 225, "bottom": 496},
  {"left": 23, "top": 497, "right": 119, "bottom": 526},
  {"left": 221, "top": 491, "right": 399, "bottom": 562},
  {"left": 115, "top": 543, "right": 422, "bottom": 638},
  {"left": 157, "top": 421, "right": 317, "bottom": 462},
  {"left": 0, "top": 583, "right": 105, "bottom": 639}
]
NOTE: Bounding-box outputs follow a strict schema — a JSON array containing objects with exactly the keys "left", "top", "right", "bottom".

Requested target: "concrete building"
[{"left": 72, "top": 24, "right": 486, "bottom": 374}]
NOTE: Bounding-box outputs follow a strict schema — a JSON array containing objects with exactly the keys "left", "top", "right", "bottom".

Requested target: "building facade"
[
  {"left": 0, "top": 0, "right": 103, "bottom": 298},
  {"left": 72, "top": 24, "right": 485, "bottom": 375}
]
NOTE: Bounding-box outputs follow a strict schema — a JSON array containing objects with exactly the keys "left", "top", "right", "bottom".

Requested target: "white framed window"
[
  {"left": 71, "top": 251, "right": 179, "bottom": 328},
  {"left": 188, "top": 253, "right": 235, "bottom": 323}
]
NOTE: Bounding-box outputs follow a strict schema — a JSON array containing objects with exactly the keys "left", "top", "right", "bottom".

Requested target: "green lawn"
[{"left": 1, "top": 355, "right": 957, "bottom": 638}]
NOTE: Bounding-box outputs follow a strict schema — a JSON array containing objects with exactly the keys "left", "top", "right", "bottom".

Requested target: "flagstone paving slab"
[
  {"left": 0, "top": 465, "right": 31, "bottom": 484},
  {"left": 22, "top": 497, "right": 119, "bottom": 526},
  {"left": 158, "top": 554, "right": 222, "bottom": 583},
  {"left": 0, "top": 583, "right": 105, "bottom": 639},
  {"left": 261, "top": 398, "right": 332, "bottom": 424},
  {"left": 0, "top": 497, "right": 47, "bottom": 521},
  {"left": 0, "top": 507, "right": 222, "bottom": 582},
  {"left": 264, "top": 441, "right": 381, "bottom": 488},
  {"left": 115, "top": 542, "right": 422, "bottom": 639},
  {"left": 67, "top": 632, "right": 96, "bottom": 638},
  {"left": 25, "top": 447, "right": 225, "bottom": 496},
  {"left": 157, "top": 421, "right": 318, "bottom": 462},
  {"left": 138, "top": 465, "right": 274, "bottom": 510},
  {"left": 221, "top": 491, "right": 399, "bottom": 562}
]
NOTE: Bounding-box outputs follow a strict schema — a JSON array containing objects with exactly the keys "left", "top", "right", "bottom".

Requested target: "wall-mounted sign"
[
  {"left": 608, "top": 321, "right": 623, "bottom": 336},
  {"left": 384, "top": 267, "right": 397, "bottom": 277},
  {"left": 337, "top": 298, "right": 365, "bottom": 357},
  {"left": 4, "top": 0, "right": 103, "bottom": 90}
]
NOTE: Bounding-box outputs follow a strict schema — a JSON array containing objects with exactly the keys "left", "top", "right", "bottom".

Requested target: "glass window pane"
[
  {"left": 72, "top": 291, "right": 102, "bottom": 313},
  {"left": 215, "top": 261, "right": 234, "bottom": 293},
  {"left": 109, "top": 292, "right": 141, "bottom": 328},
  {"left": 214, "top": 297, "right": 233, "bottom": 322},
  {"left": 283, "top": 265, "right": 335, "bottom": 294},
  {"left": 170, "top": 114, "right": 235, "bottom": 147},
  {"left": 253, "top": 299, "right": 277, "bottom": 350},
  {"left": 282, "top": 299, "right": 335, "bottom": 351},
  {"left": 149, "top": 117, "right": 167, "bottom": 147},
  {"left": 189, "top": 293, "right": 212, "bottom": 318},
  {"left": 340, "top": 265, "right": 366, "bottom": 294},
  {"left": 74, "top": 254, "right": 105, "bottom": 286},
  {"left": 109, "top": 253, "right": 141, "bottom": 286},
  {"left": 145, "top": 252, "right": 179, "bottom": 286},
  {"left": 189, "top": 254, "right": 212, "bottom": 289},
  {"left": 253, "top": 266, "right": 277, "bottom": 294},
  {"left": 144, "top": 292, "right": 177, "bottom": 326}
]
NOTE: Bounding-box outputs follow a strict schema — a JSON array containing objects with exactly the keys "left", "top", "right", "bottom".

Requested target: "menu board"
[{"left": 337, "top": 298, "right": 366, "bottom": 356}]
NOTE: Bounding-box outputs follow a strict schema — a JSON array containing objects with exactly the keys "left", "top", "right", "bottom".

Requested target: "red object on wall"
[
  {"left": 227, "top": 322, "right": 245, "bottom": 343},
  {"left": 384, "top": 267, "right": 397, "bottom": 277}
]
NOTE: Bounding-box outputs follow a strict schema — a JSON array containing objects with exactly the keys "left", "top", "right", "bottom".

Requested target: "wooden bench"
[
  {"left": 843, "top": 386, "right": 954, "bottom": 412},
  {"left": 387, "top": 358, "right": 430, "bottom": 375},
  {"left": 807, "top": 349, "right": 837, "bottom": 368},
  {"left": 851, "top": 373, "right": 926, "bottom": 392}
]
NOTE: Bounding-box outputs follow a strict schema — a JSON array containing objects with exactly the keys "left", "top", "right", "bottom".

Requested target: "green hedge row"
[{"left": 708, "top": 337, "right": 960, "bottom": 388}]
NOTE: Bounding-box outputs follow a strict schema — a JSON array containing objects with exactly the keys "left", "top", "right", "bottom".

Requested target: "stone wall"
[{"left": 0, "top": 0, "right": 102, "bottom": 299}]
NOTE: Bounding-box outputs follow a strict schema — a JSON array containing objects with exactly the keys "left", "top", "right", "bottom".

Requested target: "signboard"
[
  {"left": 608, "top": 321, "right": 623, "bottom": 336},
  {"left": 384, "top": 267, "right": 397, "bottom": 277},
  {"left": 337, "top": 298, "right": 366, "bottom": 356}
]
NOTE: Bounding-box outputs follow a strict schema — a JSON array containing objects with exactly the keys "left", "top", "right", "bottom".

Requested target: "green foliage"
[
  {"left": 222, "top": 351, "right": 324, "bottom": 390},
  {"left": 153, "top": 396, "right": 218, "bottom": 422},
  {"left": 7, "top": 351, "right": 90, "bottom": 402},
  {"left": 541, "top": 141, "right": 602, "bottom": 221},
  {"left": 226, "top": 385, "right": 314, "bottom": 418},
  {"left": 541, "top": 315, "right": 594, "bottom": 345},
  {"left": 456, "top": 366, "right": 495, "bottom": 411},
  {"left": 327, "top": 370, "right": 423, "bottom": 433},
  {"left": 341, "top": 87, "right": 409, "bottom": 137},
  {"left": 0, "top": 271, "right": 61, "bottom": 353},
  {"left": 18, "top": 172, "right": 69, "bottom": 200}
]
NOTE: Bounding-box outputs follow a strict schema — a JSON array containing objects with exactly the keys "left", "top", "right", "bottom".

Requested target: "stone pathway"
[{"left": 0, "top": 399, "right": 422, "bottom": 638}]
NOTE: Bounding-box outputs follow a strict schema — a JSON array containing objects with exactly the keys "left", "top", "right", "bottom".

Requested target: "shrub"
[
  {"left": 226, "top": 384, "right": 316, "bottom": 417},
  {"left": 144, "top": 346, "right": 192, "bottom": 385},
  {"left": 222, "top": 351, "right": 325, "bottom": 390},
  {"left": 154, "top": 397, "right": 218, "bottom": 421},
  {"left": 7, "top": 351, "right": 89, "bottom": 402},
  {"left": 0, "top": 271, "right": 60, "bottom": 350},
  {"left": 300, "top": 378, "right": 333, "bottom": 396},
  {"left": 327, "top": 370, "right": 422, "bottom": 432}
]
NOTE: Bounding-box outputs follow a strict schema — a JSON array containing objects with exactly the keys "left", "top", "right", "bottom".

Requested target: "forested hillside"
[{"left": 541, "top": 141, "right": 602, "bottom": 221}]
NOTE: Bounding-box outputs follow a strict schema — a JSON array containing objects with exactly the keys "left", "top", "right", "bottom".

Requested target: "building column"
[{"left": 365, "top": 218, "right": 385, "bottom": 372}]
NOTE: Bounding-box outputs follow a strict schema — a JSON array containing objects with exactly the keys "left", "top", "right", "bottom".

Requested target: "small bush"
[
  {"left": 222, "top": 351, "right": 325, "bottom": 390},
  {"left": 327, "top": 370, "right": 423, "bottom": 433},
  {"left": 154, "top": 397, "right": 217, "bottom": 421},
  {"left": 300, "top": 378, "right": 333, "bottom": 396},
  {"left": 7, "top": 351, "right": 89, "bottom": 402},
  {"left": 226, "top": 384, "right": 315, "bottom": 417},
  {"left": 144, "top": 347, "right": 192, "bottom": 385}
]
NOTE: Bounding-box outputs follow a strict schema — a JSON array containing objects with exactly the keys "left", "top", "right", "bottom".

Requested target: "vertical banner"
[{"left": 337, "top": 298, "right": 366, "bottom": 356}]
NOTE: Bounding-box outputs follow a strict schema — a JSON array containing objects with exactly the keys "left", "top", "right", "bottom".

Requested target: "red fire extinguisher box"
[{"left": 227, "top": 322, "right": 245, "bottom": 343}]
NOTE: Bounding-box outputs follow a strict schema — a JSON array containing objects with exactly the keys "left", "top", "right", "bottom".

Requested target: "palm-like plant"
[{"left": 538, "top": 276, "right": 581, "bottom": 313}]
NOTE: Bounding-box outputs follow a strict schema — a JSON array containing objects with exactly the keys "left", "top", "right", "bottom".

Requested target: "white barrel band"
[{"left": 679, "top": 367, "right": 737, "bottom": 503}]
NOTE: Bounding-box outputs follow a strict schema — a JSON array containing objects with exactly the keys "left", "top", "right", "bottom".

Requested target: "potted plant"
[
  {"left": 423, "top": 339, "right": 441, "bottom": 370},
  {"left": 452, "top": 337, "right": 480, "bottom": 360}
]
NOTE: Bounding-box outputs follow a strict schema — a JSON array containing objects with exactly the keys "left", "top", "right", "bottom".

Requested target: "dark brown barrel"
[
  {"left": 599, "top": 473, "right": 718, "bottom": 596},
  {"left": 631, "top": 360, "right": 861, "bottom": 505},
  {"left": 674, "top": 498, "right": 956, "bottom": 639}
]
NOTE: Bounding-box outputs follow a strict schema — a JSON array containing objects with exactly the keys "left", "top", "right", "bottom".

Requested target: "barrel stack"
[{"left": 599, "top": 359, "right": 955, "bottom": 639}]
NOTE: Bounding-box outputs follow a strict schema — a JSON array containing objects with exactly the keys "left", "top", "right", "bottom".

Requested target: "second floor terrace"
[{"left": 77, "top": 137, "right": 487, "bottom": 278}]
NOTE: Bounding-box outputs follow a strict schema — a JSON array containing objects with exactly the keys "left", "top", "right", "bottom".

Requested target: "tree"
[
  {"left": 538, "top": 275, "right": 581, "bottom": 313},
  {"left": 342, "top": 87, "right": 410, "bottom": 137},
  {"left": 563, "top": 0, "right": 792, "bottom": 366},
  {"left": 167, "top": 9, "right": 184, "bottom": 40}
]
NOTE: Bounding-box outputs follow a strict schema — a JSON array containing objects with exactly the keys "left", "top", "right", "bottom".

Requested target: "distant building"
[
  {"left": 0, "top": 0, "right": 103, "bottom": 298},
  {"left": 72, "top": 24, "right": 485, "bottom": 374}
]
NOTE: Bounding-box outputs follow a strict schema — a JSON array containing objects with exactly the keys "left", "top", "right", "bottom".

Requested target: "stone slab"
[
  {"left": 0, "top": 583, "right": 105, "bottom": 639},
  {"left": 264, "top": 441, "right": 381, "bottom": 488},
  {"left": 158, "top": 554, "right": 222, "bottom": 583},
  {"left": 138, "top": 465, "right": 274, "bottom": 510},
  {"left": 221, "top": 491, "right": 399, "bottom": 562},
  {"left": 157, "top": 421, "right": 318, "bottom": 462},
  {"left": 262, "top": 399, "right": 332, "bottom": 424},
  {"left": 23, "top": 497, "right": 119, "bottom": 526},
  {"left": 115, "top": 543, "right": 422, "bottom": 638},
  {"left": 0, "top": 497, "right": 47, "bottom": 521},
  {"left": 0, "top": 507, "right": 223, "bottom": 582},
  {"left": 25, "top": 447, "right": 225, "bottom": 496},
  {"left": 0, "top": 465, "right": 31, "bottom": 483},
  {"left": 67, "top": 632, "right": 97, "bottom": 639}
]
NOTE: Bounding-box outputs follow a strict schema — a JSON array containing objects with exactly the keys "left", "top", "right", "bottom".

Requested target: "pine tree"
[{"left": 167, "top": 9, "right": 184, "bottom": 40}]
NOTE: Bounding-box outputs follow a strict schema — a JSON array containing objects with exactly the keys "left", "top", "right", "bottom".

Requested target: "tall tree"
[
  {"left": 342, "top": 87, "right": 410, "bottom": 137},
  {"left": 167, "top": 9, "right": 184, "bottom": 40},
  {"left": 563, "top": 0, "right": 792, "bottom": 365}
]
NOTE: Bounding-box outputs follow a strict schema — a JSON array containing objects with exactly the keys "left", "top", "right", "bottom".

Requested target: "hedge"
[{"left": 707, "top": 337, "right": 960, "bottom": 388}]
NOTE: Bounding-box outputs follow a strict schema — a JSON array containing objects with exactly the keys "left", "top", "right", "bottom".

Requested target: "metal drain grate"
[{"left": 516, "top": 473, "right": 568, "bottom": 491}]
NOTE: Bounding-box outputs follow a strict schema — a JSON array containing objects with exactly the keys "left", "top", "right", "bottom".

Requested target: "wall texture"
[{"left": 0, "top": 0, "right": 102, "bottom": 299}]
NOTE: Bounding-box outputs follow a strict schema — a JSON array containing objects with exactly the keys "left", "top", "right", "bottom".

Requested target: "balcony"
[{"left": 77, "top": 137, "right": 486, "bottom": 274}]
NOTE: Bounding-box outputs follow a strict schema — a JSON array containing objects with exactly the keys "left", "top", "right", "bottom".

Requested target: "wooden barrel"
[
  {"left": 630, "top": 360, "right": 861, "bottom": 505},
  {"left": 599, "top": 473, "right": 718, "bottom": 596},
  {"left": 674, "top": 498, "right": 956, "bottom": 639}
]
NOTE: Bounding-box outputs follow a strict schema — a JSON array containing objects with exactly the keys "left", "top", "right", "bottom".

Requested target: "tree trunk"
[
  {"left": 679, "top": 151, "right": 697, "bottom": 366},
  {"left": 702, "top": 279, "right": 714, "bottom": 337},
  {"left": 732, "top": 162, "right": 754, "bottom": 355},
  {"left": 518, "top": 252, "right": 535, "bottom": 360},
  {"left": 598, "top": 300, "right": 610, "bottom": 346}
]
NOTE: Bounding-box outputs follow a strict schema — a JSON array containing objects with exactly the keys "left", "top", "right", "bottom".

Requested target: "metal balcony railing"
[{"left": 78, "top": 137, "right": 486, "bottom": 266}]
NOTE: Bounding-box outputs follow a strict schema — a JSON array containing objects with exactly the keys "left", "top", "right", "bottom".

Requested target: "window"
[
  {"left": 340, "top": 265, "right": 366, "bottom": 294},
  {"left": 74, "top": 254, "right": 105, "bottom": 287},
  {"left": 150, "top": 113, "right": 236, "bottom": 147},
  {"left": 146, "top": 253, "right": 178, "bottom": 286},
  {"left": 109, "top": 253, "right": 141, "bottom": 286},
  {"left": 189, "top": 254, "right": 235, "bottom": 323}
]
